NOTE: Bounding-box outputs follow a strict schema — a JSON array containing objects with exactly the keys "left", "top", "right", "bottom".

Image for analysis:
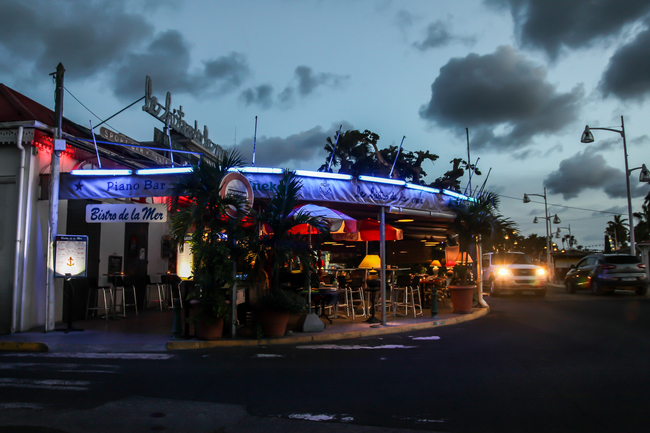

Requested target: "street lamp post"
[
  {"left": 581, "top": 116, "right": 638, "bottom": 255},
  {"left": 523, "top": 188, "right": 560, "bottom": 281}
]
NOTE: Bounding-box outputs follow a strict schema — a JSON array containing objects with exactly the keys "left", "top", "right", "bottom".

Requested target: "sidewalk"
[{"left": 0, "top": 303, "right": 489, "bottom": 353}]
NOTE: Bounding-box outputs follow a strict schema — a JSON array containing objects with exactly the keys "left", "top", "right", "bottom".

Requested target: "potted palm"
[
  {"left": 448, "top": 191, "right": 515, "bottom": 313},
  {"left": 169, "top": 150, "right": 254, "bottom": 340},
  {"left": 249, "top": 171, "right": 329, "bottom": 338}
]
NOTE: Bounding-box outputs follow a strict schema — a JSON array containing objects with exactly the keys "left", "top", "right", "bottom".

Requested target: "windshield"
[
  {"left": 491, "top": 253, "right": 533, "bottom": 265},
  {"left": 603, "top": 255, "right": 641, "bottom": 265}
]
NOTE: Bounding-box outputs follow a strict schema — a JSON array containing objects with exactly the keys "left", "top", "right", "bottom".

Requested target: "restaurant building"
[{"left": 0, "top": 79, "right": 468, "bottom": 336}]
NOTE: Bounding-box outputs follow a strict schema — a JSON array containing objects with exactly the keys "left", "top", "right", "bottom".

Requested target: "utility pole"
[{"left": 46, "top": 63, "right": 65, "bottom": 332}]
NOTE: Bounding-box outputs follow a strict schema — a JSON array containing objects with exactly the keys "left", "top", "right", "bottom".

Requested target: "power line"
[
  {"left": 63, "top": 86, "right": 119, "bottom": 133},
  {"left": 499, "top": 194, "right": 619, "bottom": 215}
]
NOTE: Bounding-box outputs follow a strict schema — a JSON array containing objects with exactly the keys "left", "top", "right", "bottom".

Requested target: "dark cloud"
[
  {"left": 233, "top": 124, "right": 349, "bottom": 168},
  {"left": 484, "top": 0, "right": 650, "bottom": 59},
  {"left": 294, "top": 66, "right": 349, "bottom": 96},
  {"left": 599, "top": 25, "right": 650, "bottom": 101},
  {"left": 419, "top": 45, "right": 583, "bottom": 152},
  {"left": 394, "top": 9, "right": 418, "bottom": 33},
  {"left": 413, "top": 20, "right": 476, "bottom": 51},
  {"left": 544, "top": 145, "right": 648, "bottom": 200},
  {"left": 240, "top": 66, "right": 348, "bottom": 109},
  {"left": 240, "top": 84, "right": 274, "bottom": 110},
  {"left": 113, "top": 30, "right": 250, "bottom": 99},
  {"left": 0, "top": 0, "right": 152, "bottom": 81}
]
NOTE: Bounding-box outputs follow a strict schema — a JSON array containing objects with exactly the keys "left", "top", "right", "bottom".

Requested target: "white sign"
[
  {"left": 55, "top": 235, "right": 87, "bottom": 278},
  {"left": 85, "top": 204, "right": 167, "bottom": 223}
]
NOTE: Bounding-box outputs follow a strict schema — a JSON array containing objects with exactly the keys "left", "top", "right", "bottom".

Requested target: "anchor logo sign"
[{"left": 66, "top": 257, "right": 74, "bottom": 267}]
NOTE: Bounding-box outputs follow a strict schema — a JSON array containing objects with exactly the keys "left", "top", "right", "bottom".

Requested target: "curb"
[
  {"left": 166, "top": 307, "right": 489, "bottom": 350},
  {"left": 0, "top": 341, "right": 49, "bottom": 353}
]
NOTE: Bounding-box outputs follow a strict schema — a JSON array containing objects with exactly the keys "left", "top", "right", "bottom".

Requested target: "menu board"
[{"left": 54, "top": 235, "right": 88, "bottom": 279}]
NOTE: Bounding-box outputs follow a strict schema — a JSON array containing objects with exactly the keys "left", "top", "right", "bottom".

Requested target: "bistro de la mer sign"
[{"left": 85, "top": 203, "right": 167, "bottom": 223}]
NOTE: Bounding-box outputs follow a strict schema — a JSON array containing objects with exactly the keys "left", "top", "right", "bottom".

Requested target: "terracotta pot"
[
  {"left": 448, "top": 285, "right": 475, "bottom": 314},
  {"left": 255, "top": 308, "right": 290, "bottom": 338},
  {"left": 196, "top": 317, "right": 224, "bottom": 340}
]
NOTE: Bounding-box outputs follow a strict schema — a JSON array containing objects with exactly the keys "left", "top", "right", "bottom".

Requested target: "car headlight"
[
  {"left": 497, "top": 268, "right": 511, "bottom": 277},
  {"left": 536, "top": 268, "right": 546, "bottom": 276}
]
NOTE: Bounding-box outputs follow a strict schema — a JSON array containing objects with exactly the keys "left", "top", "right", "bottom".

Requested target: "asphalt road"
[{"left": 1, "top": 285, "right": 649, "bottom": 433}]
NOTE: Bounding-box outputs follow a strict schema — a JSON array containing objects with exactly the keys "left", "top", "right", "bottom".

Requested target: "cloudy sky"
[{"left": 2, "top": 0, "right": 650, "bottom": 248}]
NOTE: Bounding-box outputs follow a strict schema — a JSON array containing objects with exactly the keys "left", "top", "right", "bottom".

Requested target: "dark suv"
[{"left": 564, "top": 254, "right": 648, "bottom": 295}]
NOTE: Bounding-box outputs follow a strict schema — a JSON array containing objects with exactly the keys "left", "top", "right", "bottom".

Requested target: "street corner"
[{"left": 0, "top": 341, "right": 49, "bottom": 353}]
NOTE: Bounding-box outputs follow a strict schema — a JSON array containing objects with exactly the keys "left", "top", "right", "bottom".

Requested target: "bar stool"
[
  {"left": 409, "top": 275, "right": 424, "bottom": 318},
  {"left": 85, "top": 280, "right": 113, "bottom": 321},
  {"left": 162, "top": 274, "right": 183, "bottom": 309},
  {"left": 392, "top": 274, "right": 412, "bottom": 316},
  {"left": 122, "top": 276, "right": 139, "bottom": 317},
  {"left": 143, "top": 275, "right": 165, "bottom": 311},
  {"left": 364, "top": 277, "right": 381, "bottom": 324},
  {"left": 333, "top": 276, "right": 351, "bottom": 319},
  {"left": 348, "top": 277, "right": 367, "bottom": 320}
]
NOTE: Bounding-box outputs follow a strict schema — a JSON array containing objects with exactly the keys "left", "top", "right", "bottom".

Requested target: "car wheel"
[
  {"left": 637, "top": 286, "right": 648, "bottom": 296},
  {"left": 591, "top": 279, "right": 605, "bottom": 295},
  {"left": 535, "top": 289, "right": 546, "bottom": 297},
  {"left": 565, "top": 280, "right": 576, "bottom": 294},
  {"left": 490, "top": 279, "right": 500, "bottom": 297}
]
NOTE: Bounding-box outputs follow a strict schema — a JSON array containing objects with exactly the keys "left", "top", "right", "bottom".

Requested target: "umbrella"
[
  {"left": 287, "top": 204, "right": 357, "bottom": 235},
  {"left": 331, "top": 218, "right": 403, "bottom": 241}
]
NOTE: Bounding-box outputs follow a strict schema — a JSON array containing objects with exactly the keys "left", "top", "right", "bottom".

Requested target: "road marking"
[
  {"left": 254, "top": 354, "right": 284, "bottom": 358},
  {"left": 0, "top": 403, "right": 44, "bottom": 410},
  {"left": 411, "top": 336, "right": 440, "bottom": 340},
  {"left": 0, "top": 363, "right": 119, "bottom": 373},
  {"left": 2, "top": 353, "right": 173, "bottom": 360},
  {"left": 0, "top": 378, "right": 91, "bottom": 391},
  {"left": 296, "top": 344, "right": 417, "bottom": 350}
]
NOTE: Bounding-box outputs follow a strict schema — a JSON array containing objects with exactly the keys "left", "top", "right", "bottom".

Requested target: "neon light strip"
[
  {"left": 70, "top": 169, "right": 132, "bottom": 176},
  {"left": 135, "top": 167, "right": 193, "bottom": 175},
  {"left": 406, "top": 184, "right": 440, "bottom": 193},
  {"left": 443, "top": 189, "right": 474, "bottom": 201},
  {"left": 295, "top": 170, "right": 353, "bottom": 180},
  {"left": 234, "top": 167, "right": 283, "bottom": 174},
  {"left": 358, "top": 175, "right": 406, "bottom": 186}
]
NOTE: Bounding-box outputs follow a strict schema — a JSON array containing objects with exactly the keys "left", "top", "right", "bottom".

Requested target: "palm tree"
[
  {"left": 251, "top": 171, "right": 330, "bottom": 298},
  {"left": 449, "top": 191, "right": 517, "bottom": 285},
  {"left": 169, "top": 150, "right": 253, "bottom": 323},
  {"left": 633, "top": 197, "right": 650, "bottom": 243},
  {"left": 606, "top": 214, "right": 629, "bottom": 249}
]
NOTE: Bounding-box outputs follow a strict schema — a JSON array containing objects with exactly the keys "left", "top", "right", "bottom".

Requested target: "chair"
[
  {"left": 143, "top": 275, "right": 165, "bottom": 311},
  {"left": 113, "top": 275, "right": 138, "bottom": 317},
  {"left": 348, "top": 277, "right": 367, "bottom": 320},
  {"left": 393, "top": 275, "right": 423, "bottom": 318},
  {"left": 333, "top": 275, "right": 351, "bottom": 319},
  {"left": 85, "top": 279, "right": 113, "bottom": 321},
  {"left": 161, "top": 274, "right": 183, "bottom": 309}
]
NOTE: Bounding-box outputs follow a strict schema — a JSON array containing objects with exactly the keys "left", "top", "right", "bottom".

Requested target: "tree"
[
  {"left": 430, "top": 158, "right": 481, "bottom": 192},
  {"left": 633, "top": 192, "right": 650, "bottom": 243},
  {"left": 250, "top": 171, "right": 330, "bottom": 294},
  {"left": 319, "top": 129, "right": 439, "bottom": 183},
  {"left": 448, "top": 191, "right": 516, "bottom": 285},
  {"left": 169, "top": 150, "right": 254, "bottom": 324},
  {"left": 606, "top": 214, "right": 629, "bottom": 249}
]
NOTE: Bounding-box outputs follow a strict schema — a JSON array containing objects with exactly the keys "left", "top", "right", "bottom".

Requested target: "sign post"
[{"left": 54, "top": 235, "right": 88, "bottom": 333}]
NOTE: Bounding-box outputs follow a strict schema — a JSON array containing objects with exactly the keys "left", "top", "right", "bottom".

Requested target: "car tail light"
[
  {"left": 638, "top": 264, "right": 646, "bottom": 269},
  {"left": 600, "top": 264, "right": 616, "bottom": 270}
]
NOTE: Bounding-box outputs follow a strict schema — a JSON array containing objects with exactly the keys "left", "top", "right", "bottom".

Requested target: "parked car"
[
  {"left": 482, "top": 252, "right": 547, "bottom": 297},
  {"left": 564, "top": 254, "right": 648, "bottom": 295}
]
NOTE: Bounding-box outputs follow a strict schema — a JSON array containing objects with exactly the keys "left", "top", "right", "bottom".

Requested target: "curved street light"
[
  {"left": 523, "top": 188, "right": 557, "bottom": 281},
  {"left": 581, "top": 115, "right": 641, "bottom": 254}
]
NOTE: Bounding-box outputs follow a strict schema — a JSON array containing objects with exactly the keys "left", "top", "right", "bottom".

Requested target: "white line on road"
[
  {"left": 0, "top": 378, "right": 91, "bottom": 391},
  {"left": 296, "top": 344, "right": 417, "bottom": 350},
  {"left": 0, "top": 363, "right": 120, "bottom": 373},
  {"left": 2, "top": 353, "right": 173, "bottom": 360}
]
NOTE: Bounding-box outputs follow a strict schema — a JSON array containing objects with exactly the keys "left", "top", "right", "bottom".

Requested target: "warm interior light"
[
  {"left": 396, "top": 219, "right": 414, "bottom": 222},
  {"left": 454, "top": 252, "right": 473, "bottom": 263},
  {"left": 430, "top": 260, "right": 442, "bottom": 267},
  {"left": 359, "top": 254, "right": 381, "bottom": 268}
]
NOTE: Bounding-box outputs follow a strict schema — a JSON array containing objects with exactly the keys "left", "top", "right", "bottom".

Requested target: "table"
[{"left": 302, "top": 290, "right": 341, "bottom": 324}]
